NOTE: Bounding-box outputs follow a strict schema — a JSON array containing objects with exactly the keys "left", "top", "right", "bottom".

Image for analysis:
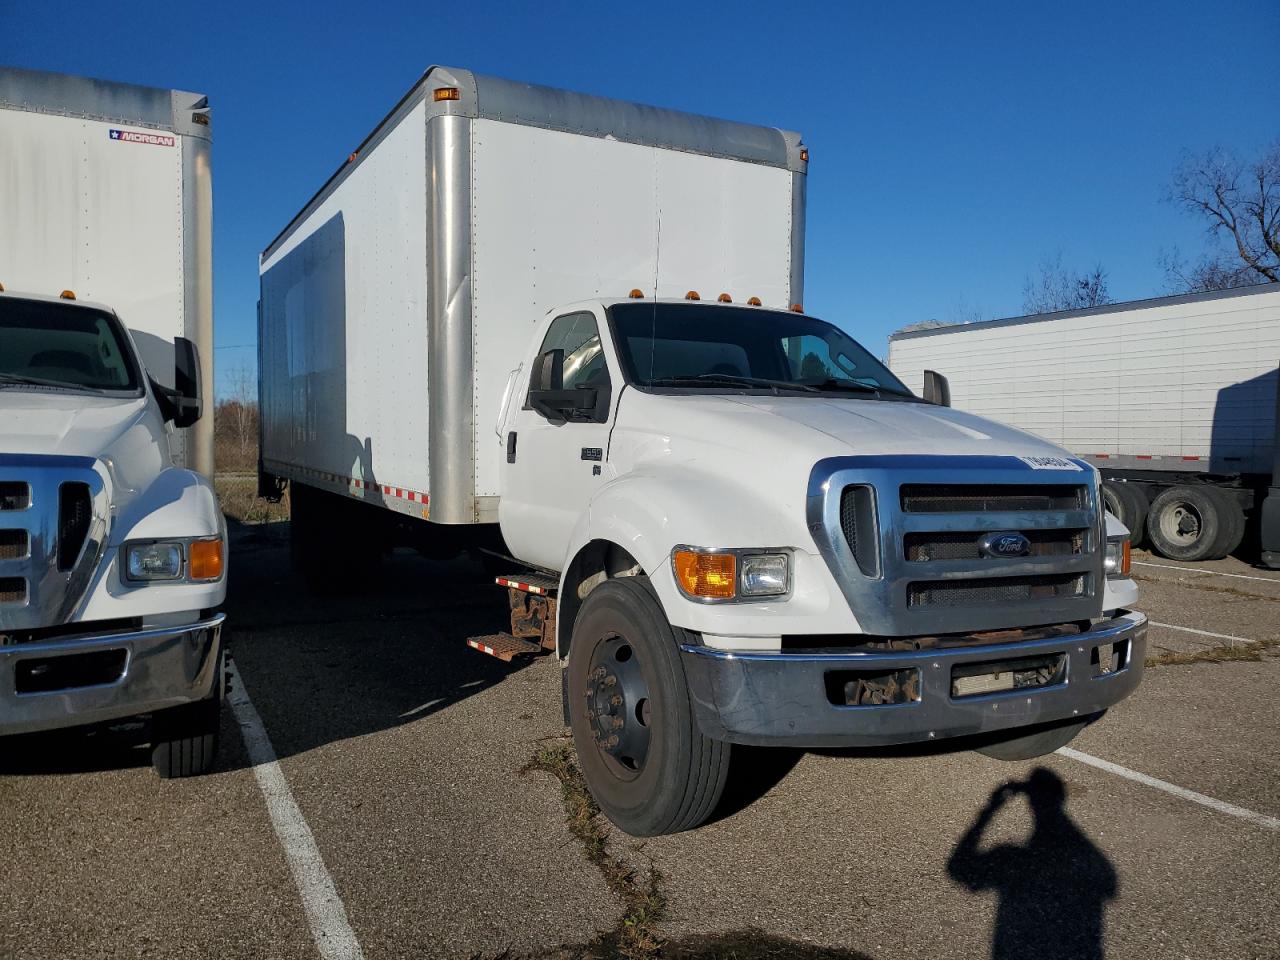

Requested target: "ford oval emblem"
[{"left": 979, "top": 532, "right": 1031, "bottom": 558}]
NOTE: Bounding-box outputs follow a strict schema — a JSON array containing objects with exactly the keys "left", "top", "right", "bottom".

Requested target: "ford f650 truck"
[
  {"left": 0, "top": 68, "right": 226, "bottom": 777},
  {"left": 259, "top": 67, "right": 1146, "bottom": 834}
]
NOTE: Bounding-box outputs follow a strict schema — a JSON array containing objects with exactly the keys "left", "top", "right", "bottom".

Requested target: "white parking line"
[
  {"left": 1148, "top": 621, "right": 1254, "bottom": 645},
  {"left": 1058, "top": 747, "right": 1280, "bottom": 832},
  {"left": 227, "top": 662, "right": 366, "bottom": 960},
  {"left": 1134, "top": 560, "right": 1280, "bottom": 584}
]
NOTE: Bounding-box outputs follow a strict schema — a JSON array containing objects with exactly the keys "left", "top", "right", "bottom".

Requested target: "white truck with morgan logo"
[
  {"left": 258, "top": 66, "right": 1147, "bottom": 836},
  {"left": 0, "top": 67, "right": 226, "bottom": 777}
]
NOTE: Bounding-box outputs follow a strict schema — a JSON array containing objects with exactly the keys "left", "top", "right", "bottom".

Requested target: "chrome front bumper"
[
  {"left": 681, "top": 611, "right": 1146, "bottom": 748},
  {"left": 0, "top": 614, "right": 225, "bottom": 736}
]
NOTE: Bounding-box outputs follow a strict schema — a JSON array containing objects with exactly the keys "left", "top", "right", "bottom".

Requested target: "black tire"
[
  {"left": 567, "top": 577, "right": 729, "bottom": 836},
  {"left": 1206, "top": 488, "right": 1246, "bottom": 559},
  {"left": 974, "top": 713, "right": 1096, "bottom": 761},
  {"left": 1102, "top": 481, "right": 1147, "bottom": 546},
  {"left": 151, "top": 652, "right": 224, "bottom": 778},
  {"left": 1147, "top": 485, "right": 1235, "bottom": 562}
]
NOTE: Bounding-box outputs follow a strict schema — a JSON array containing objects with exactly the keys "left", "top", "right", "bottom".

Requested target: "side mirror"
[
  {"left": 528, "top": 348, "right": 597, "bottom": 422},
  {"left": 923, "top": 369, "right": 951, "bottom": 407},
  {"left": 153, "top": 337, "right": 203, "bottom": 427}
]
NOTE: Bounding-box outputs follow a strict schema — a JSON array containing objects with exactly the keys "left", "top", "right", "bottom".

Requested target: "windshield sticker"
[
  {"left": 1017, "top": 455, "right": 1082, "bottom": 471},
  {"left": 109, "top": 129, "right": 175, "bottom": 147}
]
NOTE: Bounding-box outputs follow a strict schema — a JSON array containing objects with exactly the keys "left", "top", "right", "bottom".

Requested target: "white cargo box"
[
  {"left": 259, "top": 66, "right": 807, "bottom": 524},
  {"left": 0, "top": 67, "right": 214, "bottom": 474},
  {"left": 888, "top": 285, "right": 1280, "bottom": 476}
]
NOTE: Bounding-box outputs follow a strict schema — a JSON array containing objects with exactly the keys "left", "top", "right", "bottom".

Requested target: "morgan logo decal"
[{"left": 109, "top": 129, "right": 175, "bottom": 147}]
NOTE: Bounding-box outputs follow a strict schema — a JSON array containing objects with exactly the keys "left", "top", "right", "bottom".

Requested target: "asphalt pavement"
[{"left": 1, "top": 528, "right": 1277, "bottom": 960}]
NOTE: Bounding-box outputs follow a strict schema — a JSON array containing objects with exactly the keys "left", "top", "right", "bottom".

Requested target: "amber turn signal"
[
  {"left": 673, "top": 550, "right": 736, "bottom": 599},
  {"left": 1119, "top": 539, "right": 1131, "bottom": 577},
  {"left": 188, "top": 538, "right": 224, "bottom": 581}
]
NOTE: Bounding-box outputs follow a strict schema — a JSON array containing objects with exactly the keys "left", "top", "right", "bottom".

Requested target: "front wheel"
[
  {"left": 151, "top": 652, "right": 224, "bottom": 778},
  {"left": 567, "top": 577, "right": 729, "bottom": 836}
]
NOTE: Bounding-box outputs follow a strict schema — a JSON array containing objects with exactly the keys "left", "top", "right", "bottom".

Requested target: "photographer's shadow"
[{"left": 948, "top": 768, "right": 1117, "bottom": 960}]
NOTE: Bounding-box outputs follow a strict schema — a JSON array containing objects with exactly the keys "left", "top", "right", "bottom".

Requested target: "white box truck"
[
  {"left": 259, "top": 66, "right": 1147, "bottom": 835},
  {"left": 889, "top": 285, "right": 1280, "bottom": 567},
  {"left": 0, "top": 68, "right": 226, "bottom": 777}
]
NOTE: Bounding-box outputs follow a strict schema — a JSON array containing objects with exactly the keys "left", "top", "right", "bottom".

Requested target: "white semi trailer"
[
  {"left": 0, "top": 68, "right": 226, "bottom": 776},
  {"left": 260, "top": 66, "right": 1146, "bottom": 835},
  {"left": 889, "top": 285, "right": 1280, "bottom": 567}
]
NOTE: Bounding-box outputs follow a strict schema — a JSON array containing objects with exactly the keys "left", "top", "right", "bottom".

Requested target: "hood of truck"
[
  {"left": 0, "top": 391, "right": 170, "bottom": 498},
  {"left": 616, "top": 391, "right": 1077, "bottom": 464}
]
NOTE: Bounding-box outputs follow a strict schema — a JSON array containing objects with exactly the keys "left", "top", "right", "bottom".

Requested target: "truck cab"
[
  {"left": 0, "top": 289, "right": 226, "bottom": 776},
  {"left": 497, "top": 295, "right": 1146, "bottom": 835}
]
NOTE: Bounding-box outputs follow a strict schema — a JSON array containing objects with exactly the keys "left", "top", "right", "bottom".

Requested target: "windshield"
[
  {"left": 608, "top": 302, "right": 915, "bottom": 398},
  {"left": 0, "top": 298, "right": 142, "bottom": 392}
]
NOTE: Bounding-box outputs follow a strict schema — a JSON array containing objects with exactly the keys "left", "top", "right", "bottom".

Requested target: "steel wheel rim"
[
  {"left": 584, "top": 633, "right": 652, "bottom": 780},
  {"left": 1160, "top": 500, "right": 1202, "bottom": 546}
]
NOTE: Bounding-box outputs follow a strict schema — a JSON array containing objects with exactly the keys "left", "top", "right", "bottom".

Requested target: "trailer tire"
[
  {"left": 1148, "top": 485, "right": 1236, "bottom": 562},
  {"left": 1102, "top": 481, "right": 1147, "bottom": 546},
  {"left": 973, "top": 713, "right": 1097, "bottom": 761},
  {"left": 1206, "top": 488, "right": 1246, "bottom": 559},
  {"left": 151, "top": 652, "right": 223, "bottom": 778},
  {"left": 567, "top": 576, "right": 729, "bottom": 836}
]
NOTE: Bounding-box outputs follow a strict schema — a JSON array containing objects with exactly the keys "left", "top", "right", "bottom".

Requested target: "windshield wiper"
[
  {"left": 0, "top": 373, "right": 104, "bottom": 392},
  {"left": 647, "top": 374, "right": 820, "bottom": 393}
]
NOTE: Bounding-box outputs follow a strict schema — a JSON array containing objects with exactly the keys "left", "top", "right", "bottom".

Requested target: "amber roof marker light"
[
  {"left": 628, "top": 288, "right": 645, "bottom": 299},
  {"left": 789, "top": 303, "right": 803, "bottom": 313},
  {"left": 60, "top": 290, "right": 77, "bottom": 300},
  {"left": 685, "top": 290, "right": 701, "bottom": 301},
  {"left": 433, "top": 87, "right": 461, "bottom": 102},
  {"left": 717, "top": 293, "right": 732, "bottom": 303},
  {"left": 747, "top": 296, "right": 762, "bottom": 306}
]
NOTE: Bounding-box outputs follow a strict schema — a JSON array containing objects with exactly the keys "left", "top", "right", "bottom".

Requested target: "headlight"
[
  {"left": 125, "top": 541, "right": 184, "bottom": 581},
  {"left": 671, "top": 547, "right": 790, "bottom": 601},
  {"left": 740, "top": 553, "right": 790, "bottom": 597},
  {"left": 1104, "top": 538, "right": 1131, "bottom": 579},
  {"left": 122, "top": 537, "right": 224, "bottom": 584}
]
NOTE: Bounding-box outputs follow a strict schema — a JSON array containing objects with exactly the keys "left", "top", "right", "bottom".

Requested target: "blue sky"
[{"left": 6, "top": 0, "right": 1276, "bottom": 396}]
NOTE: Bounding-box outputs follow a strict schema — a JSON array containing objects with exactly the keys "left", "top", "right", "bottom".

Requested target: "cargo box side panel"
[
  {"left": 888, "top": 288, "right": 1280, "bottom": 474},
  {"left": 0, "top": 108, "right": 188, "bottom": 456},
  {"left": 469, "top": 118, "right": 795, "bottom": 498},
  {"left": 259, "top": 100, "right": 430, "bottom": 514}
]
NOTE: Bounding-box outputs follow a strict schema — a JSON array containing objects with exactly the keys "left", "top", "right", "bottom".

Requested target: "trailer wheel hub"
[{"left": 585, "top": 635, "right": 651, "bottom": 777}]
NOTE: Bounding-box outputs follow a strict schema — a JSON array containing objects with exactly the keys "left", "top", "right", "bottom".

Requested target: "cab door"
[{"left": 499, "top": 309, "right": 616, "bottom": 570}]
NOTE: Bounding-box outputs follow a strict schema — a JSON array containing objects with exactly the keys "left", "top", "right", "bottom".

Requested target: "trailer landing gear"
[{"left": 465, "top": 573, "right": 559, "bottom": 663}]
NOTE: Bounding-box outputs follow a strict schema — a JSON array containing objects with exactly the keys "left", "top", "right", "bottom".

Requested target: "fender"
[
  {"left": 78, "top": 468, "right": 228, "bottom": 622},
  {"left": 556, "top": 462, "right": 858, "bottom": 656}
]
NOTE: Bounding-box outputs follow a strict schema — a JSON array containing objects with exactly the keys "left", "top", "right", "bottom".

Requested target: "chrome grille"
[
  {"left": 907, "top": 573, "right": 1090, "bottom": 607},
  {"left": 0, "top": 482, "right": 30, "bottom": 511},
  {"left": 0, "top": 455, "right": 106, "bottom": 631},
  {"left": 905, "top": 529, "right": 1084, "bottom": 562},
  {"left": 0, "top": 529, "right": 29, "bottom": 560},
  {"left": 901, "top": 484, "right": 1086, "bottom": 513},
  {"left": 807, "top": 456, "right": 1104, "bottom": 636}
]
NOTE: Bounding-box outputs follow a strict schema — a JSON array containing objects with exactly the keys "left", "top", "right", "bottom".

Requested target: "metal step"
[
  {"left": 466, "top": 633, "right": 543, "bottom": 662},
  {"left": 494, "top": 572, "right": 559, "bottom": 596}
]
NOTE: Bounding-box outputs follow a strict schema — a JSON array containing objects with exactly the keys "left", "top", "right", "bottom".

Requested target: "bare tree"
[
  {"left": 1165, "top": 141, "right": 1280, "bottom": 291},
  {"left": 214, "top": 362, "right": 258, "bottom": 471},
  {"left": 1022, "top": 254, "right": 1112, "bottom": 314}
]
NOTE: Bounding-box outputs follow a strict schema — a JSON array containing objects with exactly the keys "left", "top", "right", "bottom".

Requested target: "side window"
[{"left": 534, "top": 311, "right": 610, "bottom": 392}]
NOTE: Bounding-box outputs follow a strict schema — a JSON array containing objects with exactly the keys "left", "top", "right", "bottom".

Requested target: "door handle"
[{"left": 507, "top": 431, "right": 517, "bottom": 464}]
